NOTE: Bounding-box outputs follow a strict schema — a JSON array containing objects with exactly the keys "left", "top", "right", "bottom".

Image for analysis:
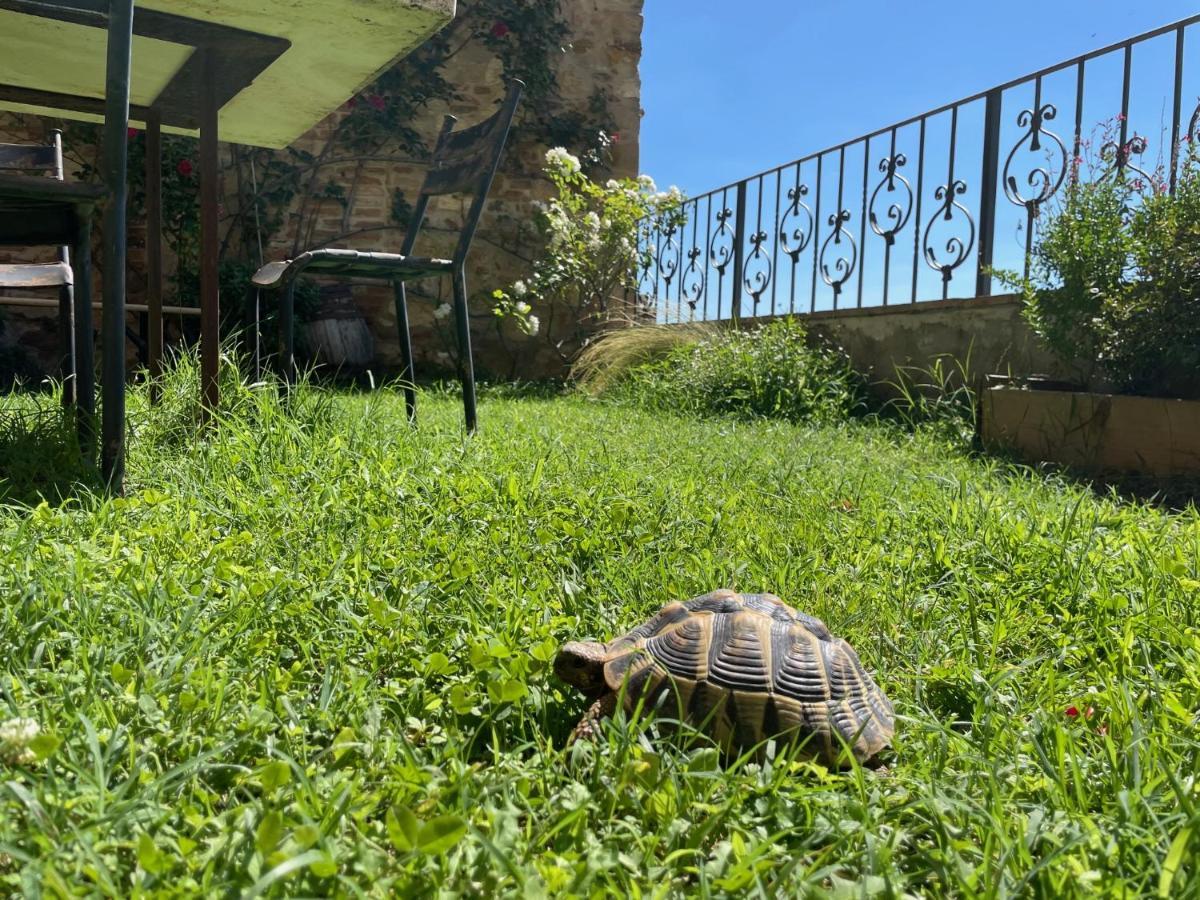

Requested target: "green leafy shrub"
[
  {"left": 609, "top": 318, "right": 867, "bottom": 423},
  {"left": 491, "top": 145, "right": 686, "bottom": 365},
  {"left": 1013, "top": 145, "right": 1200, "bottom": 398}
]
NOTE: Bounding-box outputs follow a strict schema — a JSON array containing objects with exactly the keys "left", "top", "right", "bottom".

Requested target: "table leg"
[
  {"left": 100, "top": 0, "right": 135, "bottom": 492},
  {"left": 146, "top": 107, "right": 164, "bottom": 404},
  {"left": 199, "top": 49, "right": 220, "bottom": 419},
  {"left": 71, "top": 210, "right": 95, "bottom": 457}
]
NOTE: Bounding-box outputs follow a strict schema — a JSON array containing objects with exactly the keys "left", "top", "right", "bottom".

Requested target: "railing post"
[
  {"left": 731, "top": 180, "right": 747, "bottom": 323},
  {"left": 975, "top": 88, "right": 1002, "bottom": 298}
]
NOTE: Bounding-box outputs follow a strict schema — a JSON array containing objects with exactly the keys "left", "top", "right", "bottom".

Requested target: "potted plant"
[{"left": 984, "top": 143, "right": 1200, "bottom": 475}]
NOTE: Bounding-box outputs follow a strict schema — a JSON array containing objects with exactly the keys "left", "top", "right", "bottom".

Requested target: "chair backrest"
[
  {"left": 0, "top": 130, "right": 65, "bottom": 180},
  {"left": 401, "top": 80, "right": 523, "bottom": 264}
]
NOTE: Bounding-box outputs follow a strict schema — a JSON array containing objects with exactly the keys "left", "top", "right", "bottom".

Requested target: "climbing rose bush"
[{"left": 492, "top": 141, "right": 685, "bottom": 361}]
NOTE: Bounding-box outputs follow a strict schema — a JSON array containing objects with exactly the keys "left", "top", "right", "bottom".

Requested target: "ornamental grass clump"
[{"left": 605, "top": 318, "right": 868, "bottom": 423}]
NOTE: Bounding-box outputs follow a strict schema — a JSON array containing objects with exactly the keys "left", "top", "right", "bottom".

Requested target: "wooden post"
[
  {"left": 199, "top": 49, "right": 220, "bottom": 418},
  {"left": 146, "top": 107, "right": 164, "bottom": 404},
  {"left": 100, "top": 0, "right": 135, "bottom": 492}
]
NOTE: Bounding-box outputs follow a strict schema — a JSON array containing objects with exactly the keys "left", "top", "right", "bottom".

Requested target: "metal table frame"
[{"left": 0, "top": 0, "right": 290, "bottom": 490}]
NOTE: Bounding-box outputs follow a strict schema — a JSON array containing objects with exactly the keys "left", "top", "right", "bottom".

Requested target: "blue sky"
[
  {"left": 641, "top": 1, "right": 1199, "bottom": 196},
  {"left": 637, "top": 1, "right": 1199, "bottom": 315}
]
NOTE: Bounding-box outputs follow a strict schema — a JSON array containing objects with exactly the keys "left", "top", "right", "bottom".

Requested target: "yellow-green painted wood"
[{"left": 0, "top": 0, "right": 455, "bottom": 148}]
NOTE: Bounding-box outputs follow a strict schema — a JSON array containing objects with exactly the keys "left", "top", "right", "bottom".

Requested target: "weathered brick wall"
[{"left": 1, "top": 0, "right": 643, "bottom": 382}]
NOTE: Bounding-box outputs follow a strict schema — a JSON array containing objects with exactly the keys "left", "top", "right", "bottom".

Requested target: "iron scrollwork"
[
  {"left": 923, "top": 179, "right": 975, "bottom": 290},
  {"left": 868, "top": 153, "right": 913, "bottom": 245},
  {"left": 779, "top": 184, "right": 814, "bottom": 260},
  {"left": 1003, "top": 103, "right": 1068, "bottom": 213},
  {"left": 681, "top": 246, "right": 704, "bottom": 311},
  {"left": 819, "top": 209, "right": 857, "bottom": 300},
  {"left": 656, "top": 220, "right": 680, "bottom": 289},
  {"left": 1100, "top": 134, "right": 1154, "bottom": 189},
  {"left": 743, "top": 229, "right": 772, "bottom": 308},
  {"left": 709, "top": 206, "right": 736, "bottom": 275}
]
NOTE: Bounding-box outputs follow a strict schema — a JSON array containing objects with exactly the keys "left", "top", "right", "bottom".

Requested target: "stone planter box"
[{"left": 981, "top": 385, "right": 1200, "bottom": 476}]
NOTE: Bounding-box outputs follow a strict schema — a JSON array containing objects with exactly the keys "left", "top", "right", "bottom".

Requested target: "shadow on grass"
[{"left": 0, "top": 399, "right": 100, "bottom": 508}]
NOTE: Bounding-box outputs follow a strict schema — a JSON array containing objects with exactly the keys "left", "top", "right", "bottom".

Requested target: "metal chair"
[
  {"left": 0, "top": 130, "right": 105, "bottom": 446},
  {"left": 253, "top": 79, "right": 523, "bottom": 432}
]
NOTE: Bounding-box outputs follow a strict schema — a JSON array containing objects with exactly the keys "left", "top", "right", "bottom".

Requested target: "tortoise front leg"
[{"left": 571, "top": 692, "right": 618, "bottom": 742}]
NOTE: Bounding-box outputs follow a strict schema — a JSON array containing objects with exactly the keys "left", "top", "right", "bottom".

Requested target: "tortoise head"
[{"left": 554, "top": 641, "right": 610, "bottom": 698}]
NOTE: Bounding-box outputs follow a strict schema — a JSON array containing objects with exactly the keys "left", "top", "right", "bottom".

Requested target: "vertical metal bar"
[
  {"left": 811, "top": 155, "right": 822, "bottom": 313},
  {"left": 716, "top": 188, "right": 726, "bottom": 321},
  {"left": 857, "top": 138, "right": 869, "bottom": 307},
  {"left": 199, "top": 49, "right": 220, "bottom": 418},
  {"left": 753, "top": 174, "right": 764, "bottom": 317},
  {"left": 1072, "top": 61, "right": 1085, "bottom": 168},
  {"left": 100, "top": 0, "right": 134, "bottom": 491},
  {"left": 145, "top": 107, "right": 164, "bottom": 404},
  {"left": 393, "top": 279, "right": 415, "bottom": 421},
  {"left": 943, "top": 105, "right": 959, "bottom": 300},
  {"left": 1118, "top": 44, "right": 1132, "bottom": 174},
  {"left": 789, "top": 164, "right": 799, "bottom": 314},
  {"left": 732, "top": 180, "right": 747, "bottom": 322},
  {"left": 834, "top": 146, "right": 845, "bottom": 311},
  {"left": 911, "top": 118, "right": 926, "bottom": 303},
  {"left": 51, "top": 128, "right": 75, "bottom": 409},
  {"left": 280, "top": 280, "right": 296, "bottom": 382},
  {"left": 976, "top": 89, "right": 1002, "bottom": 297},
  {"left": 72, "top": 211, "right": 95, "bottom": 456},
  {"left": 770, "top": 171, "right": 781, "bottom": 317},
  {"left": 703, "top": 195, "right": 712, "bottom": 321},
  {"left": 1171, "top": 26, "right": 1185, "bottom": 194},
  {"left": 882, "top": 128, "right": 896, "bottom": 307}
]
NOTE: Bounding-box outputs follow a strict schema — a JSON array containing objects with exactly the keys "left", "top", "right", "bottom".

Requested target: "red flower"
[
  {"left": 368, "top": 94, "right": 386, "bottom": 111},
  {"left": 346, "top": 97, "right": 358, "bottom": 110},
  {"left": 177, "top": 158, "right": 194, "bottom": 177},
  {"left": 611, "top": 131, "right": 621, "bottom": 144},
  {"left": 1065, "top": 706, "right": 1080, "bottom": 719},
  {"left": 490, "top": 20, "right": 510, "bottom": 38},
  {"left": 127, "top": 127, "right": 139, "bottom": 139}
]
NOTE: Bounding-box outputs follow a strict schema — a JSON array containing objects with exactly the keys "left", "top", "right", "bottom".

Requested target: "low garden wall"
[{"left": 734, "top": 293, "right": 1069, "bottom": 392}]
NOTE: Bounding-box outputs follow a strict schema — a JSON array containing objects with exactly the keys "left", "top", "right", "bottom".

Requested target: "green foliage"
[
  {"left": 608, "top": 318, "right": 867, "bottom": 424},
  {"left": 493, "top": 148, "right": 685, "bottom": 362},
  {"left": 0, "top": 369, "right": 1197, "bottom": 894},
  {"left": 1007, "top": 145, "right": 1200, "bottom": 398}
]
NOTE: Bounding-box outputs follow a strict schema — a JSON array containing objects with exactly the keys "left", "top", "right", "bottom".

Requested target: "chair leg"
[
  {"left": 451, "top": 268, "right": 477, "bottom": 433},
  {"left": 392, "top": 278, "right": 416, "bottom": 423},
  {"left": 280, "top": 280, "right": 296, "bottom": 386},
  {"left": 71, "top": 213, "right": 96, "bottom": 459},
  {"left": 57, "top": 280, "right": 76, "bottom": 409}
]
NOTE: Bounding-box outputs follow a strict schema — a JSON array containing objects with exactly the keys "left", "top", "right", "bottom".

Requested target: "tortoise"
[{"left": 554, "top": 589, "right": 894, "bottom": 767}]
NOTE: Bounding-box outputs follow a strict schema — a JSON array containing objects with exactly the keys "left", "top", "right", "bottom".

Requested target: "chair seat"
[
  {"left": 0, "top": 174, "right": 107, "bottom": 207},
  {"left": 252, "top": 248, "right": 454, "bottom": 288},
  {"left": 0, "top": 261, "right": 72, "bottom": 289}
]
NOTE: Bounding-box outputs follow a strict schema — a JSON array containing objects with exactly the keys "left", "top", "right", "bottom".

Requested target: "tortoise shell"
[{"left": 589, "top": 589, "right": 893, "bottom": 765}]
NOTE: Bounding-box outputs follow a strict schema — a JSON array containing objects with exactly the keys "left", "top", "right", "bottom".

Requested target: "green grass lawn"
[{"left": 1, "top": 381, "right": 1197, "bottom": 896}]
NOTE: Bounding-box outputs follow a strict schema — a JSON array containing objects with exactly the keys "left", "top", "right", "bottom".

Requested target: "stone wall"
[
  {"left": 0, "top": 0, "right": 644, "bottom": 383},
  {"left": 743, "top": 294, "right": 1069, "bottom": 394}
]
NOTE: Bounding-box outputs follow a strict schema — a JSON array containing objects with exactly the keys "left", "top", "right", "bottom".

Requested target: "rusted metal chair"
[
  {"left": 253, "top": 80, "right": 523, "bottom": 432},
  {"left": 0, "top": 129, "right": 105, "bottom": 445}
]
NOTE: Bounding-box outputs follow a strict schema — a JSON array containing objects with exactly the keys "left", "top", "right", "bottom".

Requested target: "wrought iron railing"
[{"left": 635, "top": 15, "right": 1200, "bottom": 323}]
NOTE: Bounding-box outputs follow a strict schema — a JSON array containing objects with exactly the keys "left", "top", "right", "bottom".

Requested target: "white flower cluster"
[
  {"left": 433, "top": 303, "right": 452, "bottom": 320},
  {"left": 526, "top": 315, "right": 540, "bottom": 336},
  {"left": 0, "top": 717, "right": 40, "bottom": 766},
  {"left": 545, "top": 147, "right": 581, "bottom": 176},
  {"left": 637, "top": 174, "right": 657, "bottom": 191}
]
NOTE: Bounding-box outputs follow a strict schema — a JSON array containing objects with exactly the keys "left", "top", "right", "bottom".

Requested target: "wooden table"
[{"left": 0, "top": 0, "right": 453, "bottom": 490}]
